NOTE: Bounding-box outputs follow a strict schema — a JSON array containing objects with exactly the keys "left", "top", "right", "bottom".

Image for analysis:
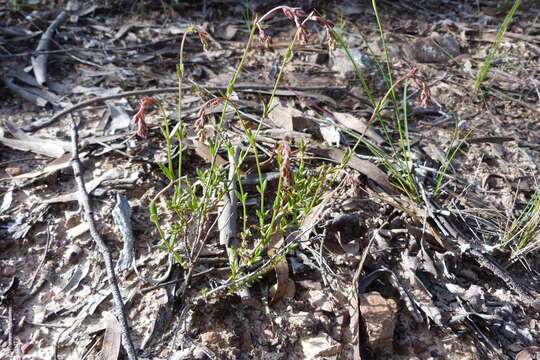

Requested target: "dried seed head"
[
  {"left": 195, "top": 109, "right": 206, "bottom": 141},
  {"left": 282, "top": 6, "right": 305, "bottom": 22},
  {"left": 405, "top": 67, "right": 419, "bottom": 79},
  {"left": 308, "top": 15, "right": 334, "bottom": 28},
  {"left": 418, "top": 79, "right": 431, "bottom": 107},
  {"left": 298, "top": 25, "right": 309, "bottom": 44},
  {"left": 407, "top": 69, "right": 431, "bottom": 108},
  {"left": 258, "top": 28, "right": 273, "bottom": 48}
]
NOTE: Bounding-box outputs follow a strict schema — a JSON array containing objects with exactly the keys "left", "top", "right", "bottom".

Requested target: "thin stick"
[
  {"left": 351, "top": 232, "right": 375, "bottom": 360},
  {"left": 27, "top": 221, "right": 52, "bottom": 289},
  {"left": 22, "top": 84, "right": 347, "bottom": 132},
  {"left": 7, "top": 301, "right": 13, "bottom": 351},
  {"left": 0, "top": 36, "right": 180, "bottom": 58},
  {"left": 69, "top": 119, "right": 138, "bottom": 360}
]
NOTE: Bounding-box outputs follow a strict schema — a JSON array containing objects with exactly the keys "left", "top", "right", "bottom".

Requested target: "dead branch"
[{"left": 69, "top": 119, "right": 138, "bottom": 360}]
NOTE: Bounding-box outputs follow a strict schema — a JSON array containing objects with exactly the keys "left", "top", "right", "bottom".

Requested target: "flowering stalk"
[{"left": 177, "top": 25, "right": 209, "bottom": 180}]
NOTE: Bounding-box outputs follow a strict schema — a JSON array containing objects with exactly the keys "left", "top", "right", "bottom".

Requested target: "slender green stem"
[
  {"left": 474, "top": 0, "right": 522, "bottom": 91},
  {"left": 371, "top": 0, "right": 400, "bottom": 118},
  {"left": 435, "top": 127, "right": 471, "bottom": 196},
  {"left": 263, "top": 12, "right": 315, "bottom": 119},
  {"left": 266, "top": 164, "right": 284, "bottom": 238},
  {"left": 176, "top": 28, "right": 192, "bottom": 183},
  {"left": 194, "top": 21, "right": 259, "bottom": 244}
]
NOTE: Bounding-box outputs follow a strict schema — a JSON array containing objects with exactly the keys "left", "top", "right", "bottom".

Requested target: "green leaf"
[
  {"left": 149, "top": 202, "right": 158, "bottom": 223},
  {"left": 173, "top": 253, "right": 185, "bottom": 266},
  {"left": 149, "top": 201, "right": 157, "bottom": 215},
  {"left": 285, "top": 47, "right": 293, "bottom": 59},
  {"left": 159, "top": 164, "right": 174, "bottom": 180},
  {"left": 289, "top": 243, "right": 299, "bottom": 250},
  {"left": 235, "top": 190, "right": 247, "bottom": 202}
]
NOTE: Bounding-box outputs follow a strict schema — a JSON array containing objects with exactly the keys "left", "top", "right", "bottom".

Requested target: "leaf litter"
[{"left": 0, "top": 1, "right": 539, "bottom": 359}]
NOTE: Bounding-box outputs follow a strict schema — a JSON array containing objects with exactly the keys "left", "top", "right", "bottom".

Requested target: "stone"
[{"left": 359, "top": 291, "right": 398, "bottom": 350}]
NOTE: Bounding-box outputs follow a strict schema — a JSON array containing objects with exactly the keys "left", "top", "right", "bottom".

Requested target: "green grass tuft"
[{"left": 474, "top": 0, "right": 522, "bottom": 92}]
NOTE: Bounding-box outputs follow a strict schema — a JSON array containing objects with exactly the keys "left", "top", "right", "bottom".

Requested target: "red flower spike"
[
  {"left": 277, "top": 140, "right": 293, "bottom": 187},
  {"left": 256, "top": 5, "right": 333, "bottom": 50},
  {"left": 132, "top": 97, "right": 159, "bottom": 138},
  {"left": 198, "top": 30, "right": 209, "bottom": 51},
  {"left": 309, "top": 16, "right": 334, "bottom": 28}
]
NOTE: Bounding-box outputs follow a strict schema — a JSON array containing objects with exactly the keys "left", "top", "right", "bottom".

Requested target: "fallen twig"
[
  {"left": 27, "top": 221, "right": 52, "bottom": 289},
  {"left": 0, "top": 277, "right": 18, "bottom": 352},
  {"left": 22, "top": 84, "right": 347, "bottom": 132},
  {"left": 351, "top": 232, "right": 375, "bottom": 360},
  {"left": 69, "top": 119, "right": 138, "bottom": 360},
  {"left": 0, "top": 37, "right": 180, "bottom": 58}
]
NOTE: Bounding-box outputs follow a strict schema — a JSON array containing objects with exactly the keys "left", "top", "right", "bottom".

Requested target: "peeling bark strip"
[
  {"left": 69, "top": 119, "right": 138, "bottom": 360},
  {"left": 219, "top": 146, "right": 239, "bottom": 264},
  {"left": 2, "top": 77, "right": 48, "bottom": 107},
  {"left": 32, "top": 11, "right": 68, "bottom": 85},
  {"left": 313, "top": 147, "right": 397, "bottom": 195}
]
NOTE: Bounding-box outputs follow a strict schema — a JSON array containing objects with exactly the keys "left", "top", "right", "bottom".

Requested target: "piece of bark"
[
  {"left": 219, "top": 146, "right": 239, "bottom": 264},
  {"left": 2, "top": 77, "right": 48, "bottom": 107},
  {"left": 314, "top": 147, "right": 397, "bottom": 195},
  {"left": 32, "top": 11, "right": 68, "bottom": 85},
  {"left": 269, "top": 235, "right": 295, "bottom": 305},
  {"left": 1, "top": 119, "right": 68, "bottom": 157},
  {"left": 101, "top": 312, "right": 121, "bottom": 360},
  {"left": 112, "top": 194, "right": 135, "bottom": 273}
]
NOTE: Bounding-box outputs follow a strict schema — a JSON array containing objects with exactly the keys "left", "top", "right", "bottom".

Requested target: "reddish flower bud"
[
  {"left": 132, "top": 97, "right": 159, "bottom": 138},
  {"left": 198, "top": 30, "right": 209, "bottom": 51},
  {"left": 277, "top": 140, "right": 293, "bottom": 187}
]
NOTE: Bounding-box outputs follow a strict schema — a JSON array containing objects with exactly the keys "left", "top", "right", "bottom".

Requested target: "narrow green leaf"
[{"left": 159, "top": 164, "right": 174, "bottom": 180}]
